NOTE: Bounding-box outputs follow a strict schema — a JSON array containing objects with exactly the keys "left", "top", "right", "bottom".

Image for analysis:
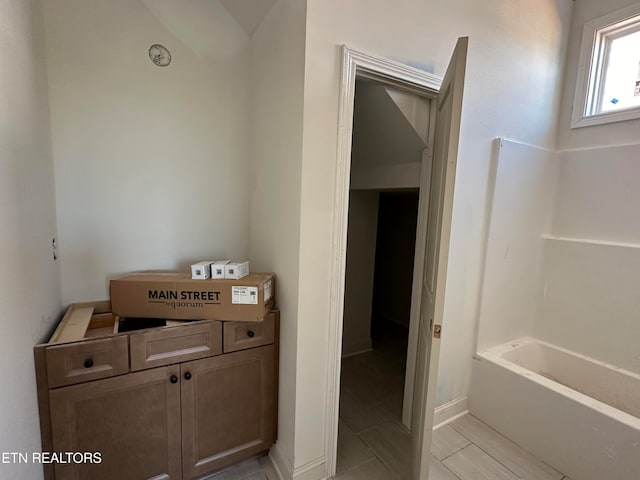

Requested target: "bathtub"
[{"left": 470, "top": 337, "right": 640, "bottom": 480}]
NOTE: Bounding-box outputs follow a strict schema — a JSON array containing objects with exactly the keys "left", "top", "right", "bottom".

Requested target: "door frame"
[{"left": 325, "top": 45, "right": 442, "bottom": 477}]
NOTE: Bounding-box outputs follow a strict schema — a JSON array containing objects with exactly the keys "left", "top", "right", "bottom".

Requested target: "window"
[{"left": 572, "top": 3, "right": 640, "bottom": 128}]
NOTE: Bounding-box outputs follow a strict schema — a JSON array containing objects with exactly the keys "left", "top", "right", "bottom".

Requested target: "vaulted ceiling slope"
[
  {"left": 220, "top": 0, "right": 276, "bottom": 35},
  {"left": 351, "top": 81, "right": 428, "bottom": 170}
]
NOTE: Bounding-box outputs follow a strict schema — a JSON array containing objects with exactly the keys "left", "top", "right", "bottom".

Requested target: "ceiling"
[
  {"left": 351, "top": 81, "right": 427, "bottom": 169},
  {"left": 219, "top": 0, "right": 276, "bottom": 36}
]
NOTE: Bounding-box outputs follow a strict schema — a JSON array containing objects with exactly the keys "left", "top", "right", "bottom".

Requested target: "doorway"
[
  {"left": 335, "top": 76, "right": 431, "bottom": 478},
  {"left": 326, "top": 41, "right": 467, "bottom": 480},
  {"left": 338, "top": 190, "right": 420, "bottom": 478}
]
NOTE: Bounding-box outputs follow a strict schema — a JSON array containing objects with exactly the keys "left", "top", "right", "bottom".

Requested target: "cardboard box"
[
  {"left": 191, "top": 261, "right": 214, "bottom": 279},
  {"left": 210, "top": 260, "right": 229, "bottom": 279},
  {"left": 110, "top": 272, "right": 275, "bottom": 322},
  {"left": 224, "top": 261, "right": 249, "bottom": 279}
]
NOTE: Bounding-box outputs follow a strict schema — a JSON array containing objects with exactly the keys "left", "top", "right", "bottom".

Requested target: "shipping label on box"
[
  {"left": 110, "top": 272, "right": 275, "bottom": 322},
  {"left": 232, "top": 286, "right": 258, "bottom": 305},
  {"left": 264, "top": 279, "right": 273, "bottom": 302}
]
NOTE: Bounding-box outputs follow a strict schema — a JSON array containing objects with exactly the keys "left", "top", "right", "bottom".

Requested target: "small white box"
[
  {"left": 191, "top": 261, "right": 214, "bottom": 279},
  {"left": 224, "top": 261, "right": 249, "bottom": 280},
  {"left": 210, "top": 260, "right": 230, "bottom": 279}
]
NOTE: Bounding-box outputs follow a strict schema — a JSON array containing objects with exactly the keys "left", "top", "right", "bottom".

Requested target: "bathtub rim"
[{"left": 475, "top": 336, "right": 640, "bottom": 430}]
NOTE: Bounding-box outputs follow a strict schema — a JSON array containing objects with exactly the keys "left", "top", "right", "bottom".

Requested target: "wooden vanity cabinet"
[
  {"left": 181, "top": 345, "right": 276, "bottom": 479},
  {"left": 34, "top": 304, "right": 279, "bottom": 480},
  {"left": 49, "top": 365, "right": 182, "bottom": 480}
]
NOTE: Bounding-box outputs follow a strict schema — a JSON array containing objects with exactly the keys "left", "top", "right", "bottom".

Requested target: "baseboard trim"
[
  {"left": 293, "top": 457, "right": 327, "bottom": 480},
  {"left": 341, "top": 347, "right": 373, "bottom": 359},
  {"left": 433, "top": 396, "right": 468, "bottom": 429},
  {"left": 341, "top": 339, "right": 373, "bottom": 359},
  {"left": 269, "top": 444, "right": 327, "bottom": 480},
  {"left": 269, "top": 443, "right": 291, "bottom": 480}
]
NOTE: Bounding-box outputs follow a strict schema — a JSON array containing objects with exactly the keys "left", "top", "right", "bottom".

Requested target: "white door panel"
[{"left": 411, "top": 37, "right": 468, "bottom": 480}]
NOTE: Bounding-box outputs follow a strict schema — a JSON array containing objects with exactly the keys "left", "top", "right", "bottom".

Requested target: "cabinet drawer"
[
  {"left": 130, "top": 321, "right": 222, "bottom": 371},
  {"left": 46, "top": 336, "right": 129, "bottom": 388},
  {"left": 223, "top": 312, "right": 275, "bottom": 353}
]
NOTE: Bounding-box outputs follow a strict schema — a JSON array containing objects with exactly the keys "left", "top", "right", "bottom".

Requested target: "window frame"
[{"left": 572, "top": 2, "right": 640, "bottom": 128}]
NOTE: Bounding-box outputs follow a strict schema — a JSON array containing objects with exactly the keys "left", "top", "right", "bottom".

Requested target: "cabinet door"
[
  {"left": 181, "top": 345, "right": 276, "bottom": 479},
  {"left": 49, "top": 366, "right": 181, "bottom": 480}
]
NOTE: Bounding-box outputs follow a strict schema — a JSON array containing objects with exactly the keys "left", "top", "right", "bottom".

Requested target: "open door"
[{"left": 410, "top": 37, "right": 468, "bottom": 479}]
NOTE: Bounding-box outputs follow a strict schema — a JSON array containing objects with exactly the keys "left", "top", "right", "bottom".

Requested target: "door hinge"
[{"left": 434, "top": 324, "right": 442, "bottom": 339}]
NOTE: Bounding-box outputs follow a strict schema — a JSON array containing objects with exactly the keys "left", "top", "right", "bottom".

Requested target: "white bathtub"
[{"left": 470, "top": 337, "right": 640, "bottom": 480}]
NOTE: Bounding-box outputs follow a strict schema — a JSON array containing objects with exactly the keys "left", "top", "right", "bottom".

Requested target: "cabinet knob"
[
  {"left": 184, "top": 372, "right": 192, "bottom": 381},
  {"left": 170, "top": 375, "right": 178, "bottom": 384},
  {"left": 247, "top": 330, "right": 255, "bottom": 338},
  {"left": 83, "top": 358, "right": 94, "bottom": 369}
]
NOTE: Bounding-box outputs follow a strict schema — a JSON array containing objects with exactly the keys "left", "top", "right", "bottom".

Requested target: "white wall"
[
  {"left": 248, "top": 0, "right": 306, "bottom": 474},
  {"left": 43, "top": 0, "right": 252, "bottom": 304},
  {"left": 0, "top": 0, "right": 61, "bottom": 478},
  {"left": 342, "top": 191, "right": 379, "bottom": 356},
  {"left": 476, "top": 139, "right": 558, "bottom": 351},
  {"left": 290, "top": 0, "right": 573, "bottom": 474}
]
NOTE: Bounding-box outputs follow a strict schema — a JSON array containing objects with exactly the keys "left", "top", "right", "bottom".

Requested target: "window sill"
[{"left": 571, "top": 105, "right": 640, "bottom": 128}]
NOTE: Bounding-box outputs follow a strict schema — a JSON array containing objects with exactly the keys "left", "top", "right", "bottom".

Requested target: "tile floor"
[
  {"left": 333, "top": 413, "right": 572, "bottom": 480},
  {"left": 209, "top": 335, "right": 571, "bottom": 480},
  {"left": 334, "top": 341, "right": 570, "bottom": 480},
  {"left": 205, "top": 413, "right": 572, "bottom": 480},
  {"left": 205, "top": 456, "right": 279, "bottom": 480}
]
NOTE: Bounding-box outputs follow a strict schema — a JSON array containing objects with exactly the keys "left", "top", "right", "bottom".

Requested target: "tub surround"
[
  {"left": 476, "top": 139, "right": 557, "bottom": 352},
  {"left": 536, "top": 143, "right": 640, "bottom": 375}
]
